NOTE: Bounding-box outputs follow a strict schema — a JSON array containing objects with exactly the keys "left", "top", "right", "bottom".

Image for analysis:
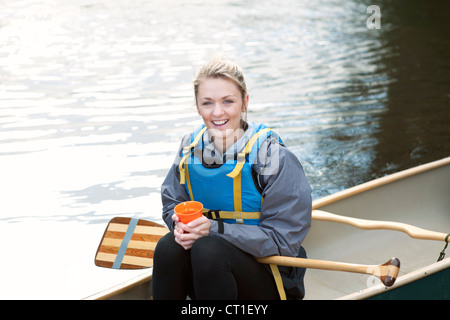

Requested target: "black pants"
[{"left": 152, "top": 232, "right": 280, "bottom": 300}]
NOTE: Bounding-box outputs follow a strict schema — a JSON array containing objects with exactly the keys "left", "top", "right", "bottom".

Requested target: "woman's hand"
[{"left": 172, "top": 214, "right": 211, "bottom": 250}]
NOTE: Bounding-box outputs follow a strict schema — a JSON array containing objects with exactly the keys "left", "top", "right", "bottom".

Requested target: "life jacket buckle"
[{"left": 235, "top": 211, "right": 244, "bottom": 224}]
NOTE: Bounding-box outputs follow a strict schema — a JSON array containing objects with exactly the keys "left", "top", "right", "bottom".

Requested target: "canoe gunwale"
[{"left": 83, "top": 270, "right": 153, "bottom": 300}]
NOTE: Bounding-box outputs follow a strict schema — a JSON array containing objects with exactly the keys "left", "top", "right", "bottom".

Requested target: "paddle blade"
[
  {"left": 94, "top": 217, "right": 169, "bottom": 269},
  {"left": 379, "top": 257, "right": 400, "bottom": 287}
]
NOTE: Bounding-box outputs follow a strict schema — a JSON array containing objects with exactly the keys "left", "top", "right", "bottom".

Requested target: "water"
[{"left": 0, "top": 0, "right": 448, "bottom": 299}]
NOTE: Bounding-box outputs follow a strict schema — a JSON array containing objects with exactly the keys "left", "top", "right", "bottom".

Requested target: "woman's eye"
[
  {"left": 224, "top": 100, "right": 233, "bottom": 104},
  {"left": 202, "top": 101, "right": 212, "bottom": 106}
]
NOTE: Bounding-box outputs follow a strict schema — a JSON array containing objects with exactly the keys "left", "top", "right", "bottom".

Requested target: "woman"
[{"left": 152, "top": 56, "right": 312, "bottom": 300}]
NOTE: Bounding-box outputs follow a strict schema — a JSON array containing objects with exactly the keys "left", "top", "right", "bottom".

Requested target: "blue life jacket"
[
  {"left": 178, "top": 122, "right": 289, "bottom": 300},
  {"left": 178, "top": 122, "right": 283, "bottom": 225}
]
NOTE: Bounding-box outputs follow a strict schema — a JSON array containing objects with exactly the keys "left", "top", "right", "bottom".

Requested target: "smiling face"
[{"left": 197, "top": 77, "right": 248, "bottom": 152}]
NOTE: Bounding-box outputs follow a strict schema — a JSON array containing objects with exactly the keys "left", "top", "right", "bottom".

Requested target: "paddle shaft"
[
  {"left": 257, "top": 255, "right": 400, "bottom": 286},
  {"left": 312, "top": 210, "right": 448, "bottom": 242},
  {"left": 259, "top": 256, "right": 378, "bottom": 274}
]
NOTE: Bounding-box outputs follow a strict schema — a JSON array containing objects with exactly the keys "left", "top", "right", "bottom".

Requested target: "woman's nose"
[{"left": 212, "top": 103, "right": 224, "bottom": 117}]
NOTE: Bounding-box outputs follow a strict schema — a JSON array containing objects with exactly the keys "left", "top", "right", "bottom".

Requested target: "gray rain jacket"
[{"left": 160, "top": 123, "right": 312, "bottom": 299}]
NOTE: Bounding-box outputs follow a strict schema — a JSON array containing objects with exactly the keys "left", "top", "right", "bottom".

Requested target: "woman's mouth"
[{"left": 212, "top": 120, "right": 229, "bottom": 127}]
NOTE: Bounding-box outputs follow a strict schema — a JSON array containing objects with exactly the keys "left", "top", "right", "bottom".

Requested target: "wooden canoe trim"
[{"left": 84, "top": 270, "right": 153, "bottom": 300}]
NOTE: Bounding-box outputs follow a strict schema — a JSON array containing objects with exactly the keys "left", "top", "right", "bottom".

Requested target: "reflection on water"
[
  {"left": 0, "top": 0, "right": 448, "bottom": 298},
  {"left": 370, "top": 0, "right": 450, "bottom": 176}
]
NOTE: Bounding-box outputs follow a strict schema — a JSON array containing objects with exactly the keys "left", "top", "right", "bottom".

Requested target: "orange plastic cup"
[{"left": 174, "top": 201, "right": 203, "bottom": 224}]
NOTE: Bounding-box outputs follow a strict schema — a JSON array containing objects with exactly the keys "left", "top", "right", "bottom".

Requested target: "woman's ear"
[{"left": 242, "top": 94, "right": 249, "bottom": 112}]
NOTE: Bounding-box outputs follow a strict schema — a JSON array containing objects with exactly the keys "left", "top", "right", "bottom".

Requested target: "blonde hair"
[{"left": 193, "top": 55, "right": 248, "bottom": 106}]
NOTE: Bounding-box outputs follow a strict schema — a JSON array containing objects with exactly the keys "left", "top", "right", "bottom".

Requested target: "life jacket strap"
[
  {"left": 179, "top": 126, "right": 207, "bottom": 185},
  {"left": 203, "top": 208, "right": 261, "bottom": 220},
  {"left": 269, "top": 264, "right": 287, "bottom": 300},
  {"left": 227, "top": 127, "right": 273, "bottom": 213}
]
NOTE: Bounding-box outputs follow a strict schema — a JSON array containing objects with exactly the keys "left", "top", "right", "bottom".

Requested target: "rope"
[{"left": 437, "top": 234, "right": 450, "bottom": 262}]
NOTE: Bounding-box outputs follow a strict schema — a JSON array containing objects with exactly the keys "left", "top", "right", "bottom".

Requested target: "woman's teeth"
[{"left": 212, "top": 120, "right": 228, "bottom": 126}]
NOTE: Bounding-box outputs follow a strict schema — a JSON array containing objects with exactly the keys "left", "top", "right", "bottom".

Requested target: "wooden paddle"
[
  {"left": 94, "top": 216, "right": 400, "bottom": 286},
  {"left": 313, "top": 210, "right": 449, "bottom": 242}
]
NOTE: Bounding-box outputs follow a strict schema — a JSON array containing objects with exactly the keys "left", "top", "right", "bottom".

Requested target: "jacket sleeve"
[
  {"left": 209, "top": 138, "right": 312, "bottom": 258},
  {"left": 160, "top": 135, "right": 191, "bottom": 231}
]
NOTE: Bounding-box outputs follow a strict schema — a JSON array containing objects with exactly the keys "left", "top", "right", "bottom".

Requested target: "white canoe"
[{"left": 85, "top": 156, "right": 450, "bottom": 300}]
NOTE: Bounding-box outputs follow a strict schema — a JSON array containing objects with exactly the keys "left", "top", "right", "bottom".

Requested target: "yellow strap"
[
  {"left": 202, "top": 208, "right": 261, "bottom": 220},
  {"left": 227, "top": 128, "right": 272, "bottom": 179},
  {"left": 233, "top": 171, "right": 242, "bottom": 212},
  {"left": 178, "top": 149, "right": 190, "bottom": 185},
  {"left": 192, "top": 126, "right": 208, "bottom": 145},
  {"left": 185, "top": 161, "right": 194, "bottom": 200},
  {"left": 269, "top": 264, "right": 287, "bottom": 300},
  {"left": 179, "top": 127, "right": 207, "bottom": 184}
]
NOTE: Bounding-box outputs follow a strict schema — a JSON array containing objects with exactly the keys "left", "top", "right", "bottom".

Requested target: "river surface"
[{"left": 0, "top": 0, "right": 448, "bottom": 299}]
